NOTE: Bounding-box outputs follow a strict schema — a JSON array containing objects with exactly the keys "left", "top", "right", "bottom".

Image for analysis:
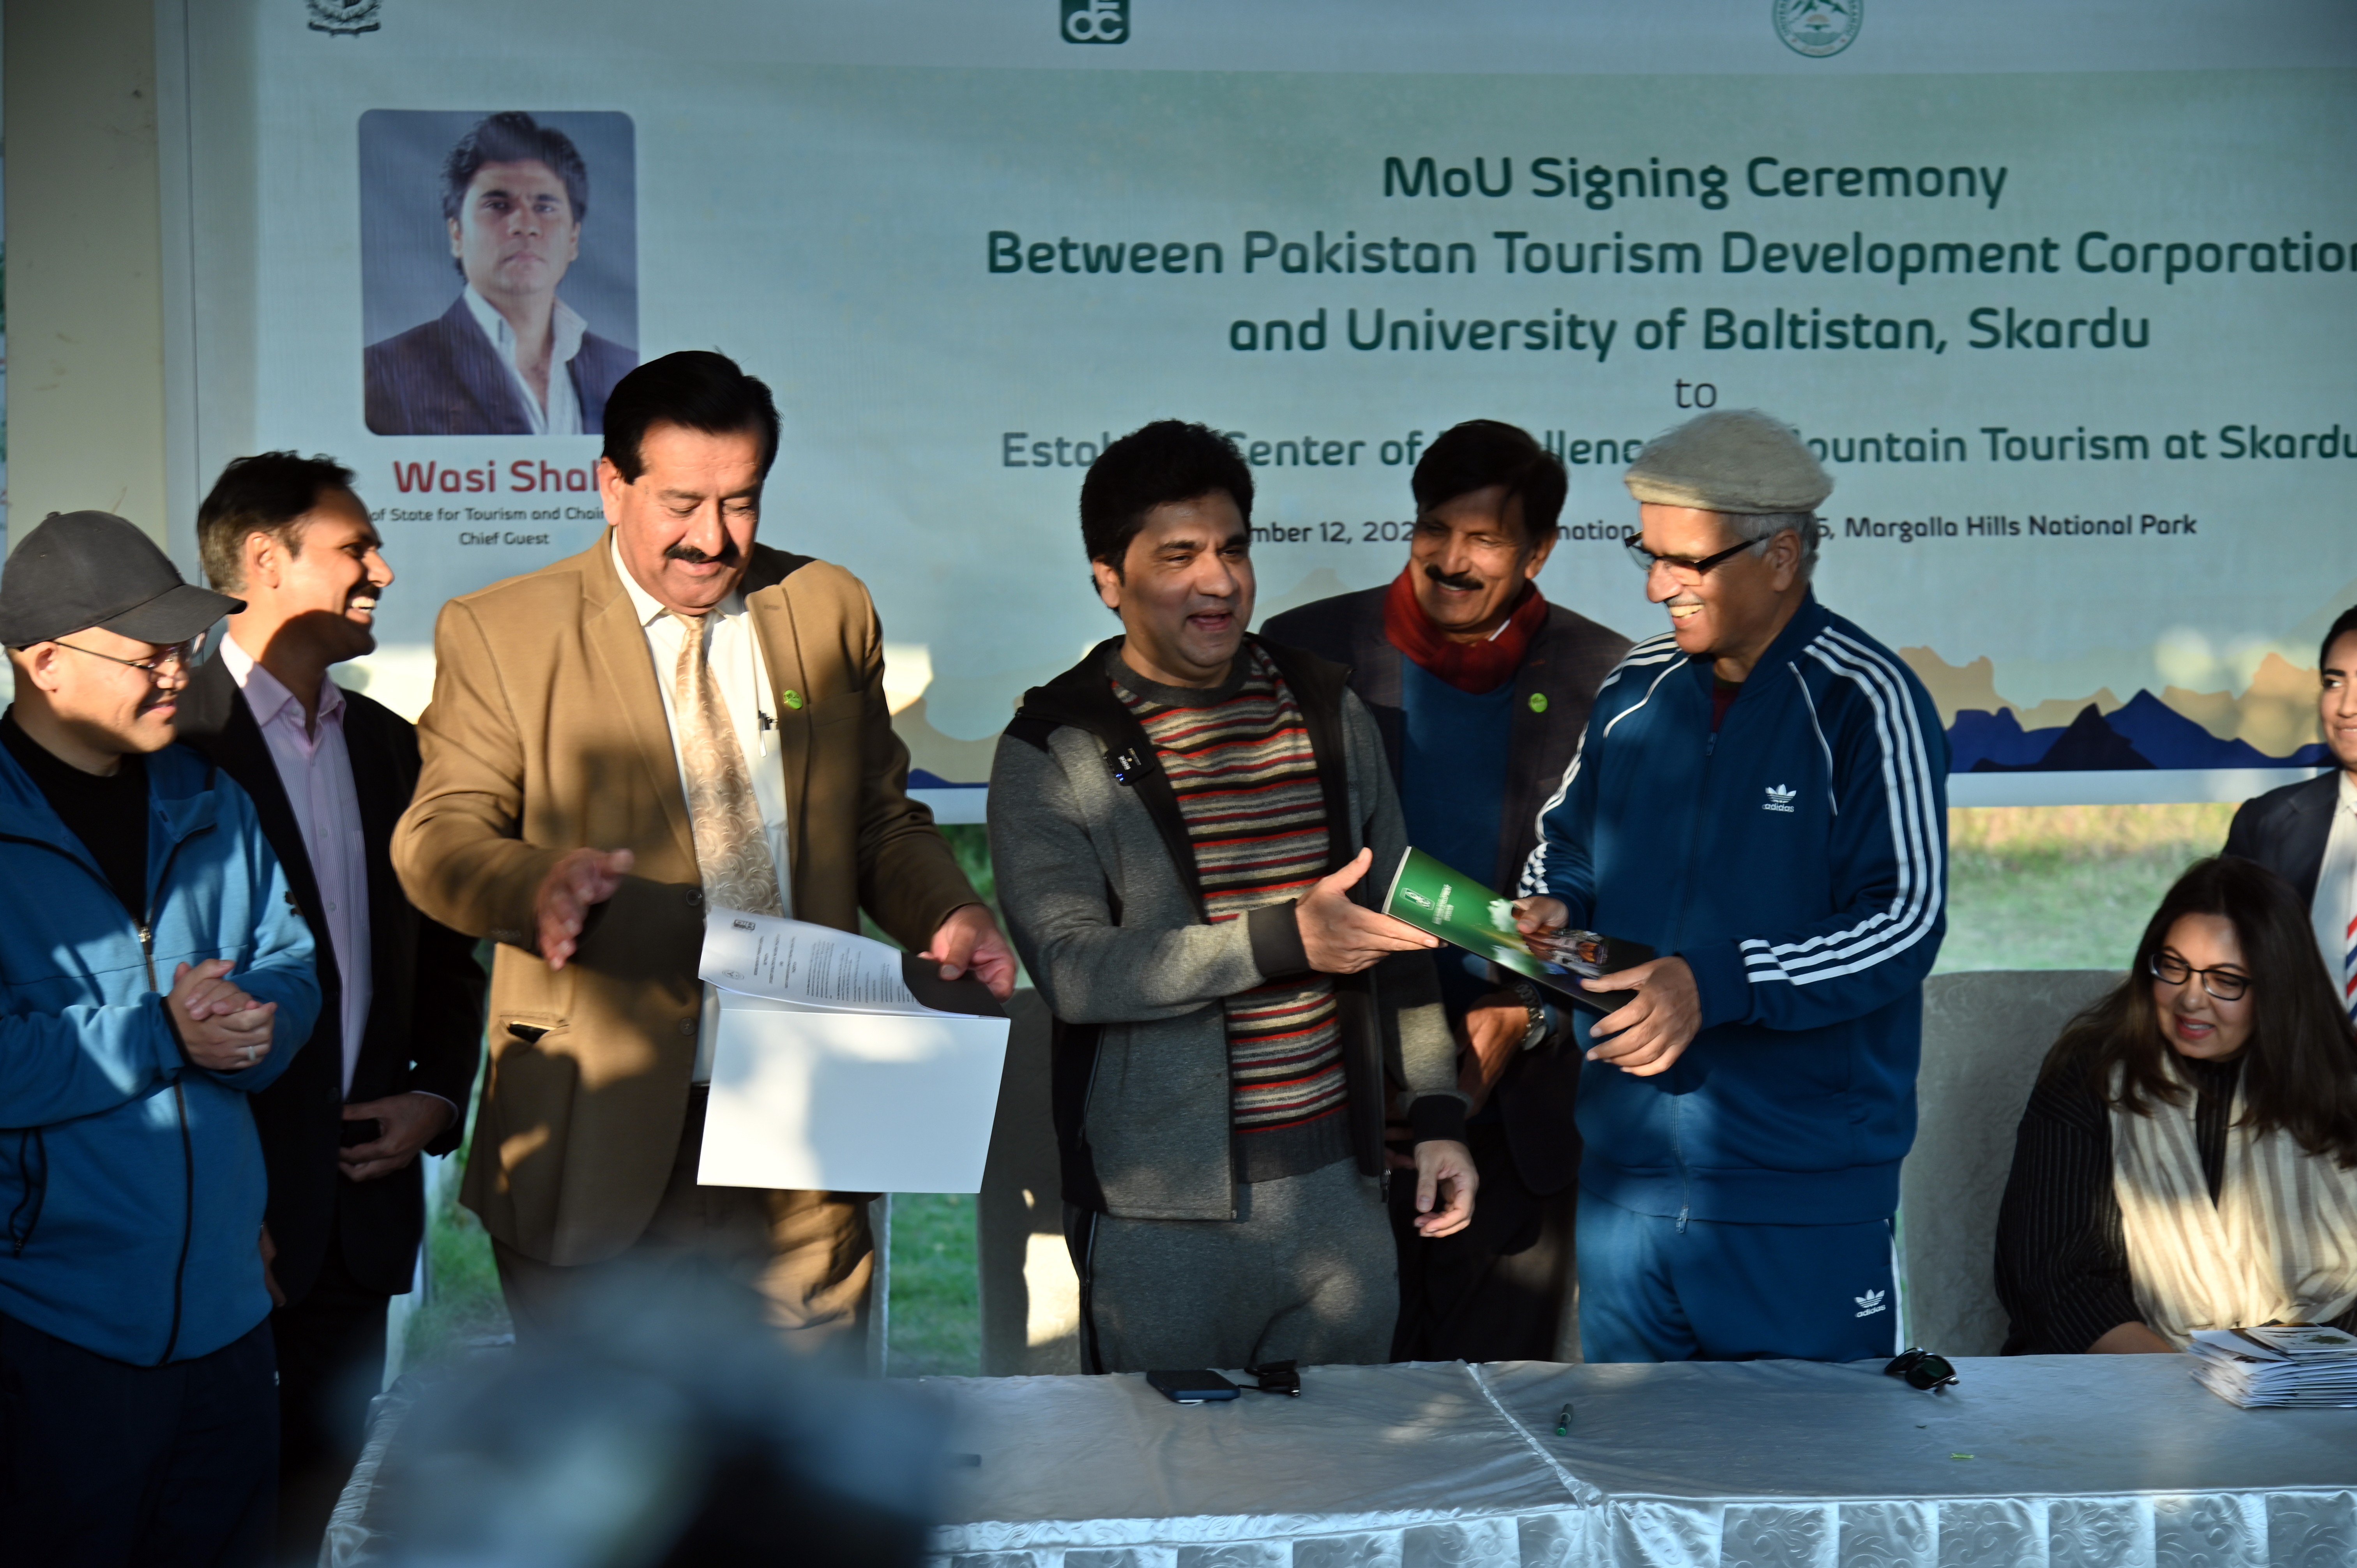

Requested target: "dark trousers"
[
  {"left": 1391, "top": 1119, "right": 1573, "bottom": 1362},
  {"left": 1576, "top": 1188, "right": 1901, "bottom": 1363},
  {"left": 0, "top": 1310, "right": 277, "bottom": 1567},
  {"left": 271, "top": 1222, "right": 392, "bottom": 1565}
]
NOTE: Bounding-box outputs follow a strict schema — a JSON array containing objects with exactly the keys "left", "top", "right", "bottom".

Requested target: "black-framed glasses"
[
  {"left": 1622, "top": 536, "right": 1761, "bottom": 581},
  {"left": 55, "top": 634, "right": 205, "bottom": 680},
  {"left": 1244, "top": 1359, "right": 1300, "bottom": 1397},
  {"left": 1884, "top": 1347, "right": 1958, "bottom": 1394},
  {"left": 2150, "top": 951, "right": 2251, "bottom": 1002}
]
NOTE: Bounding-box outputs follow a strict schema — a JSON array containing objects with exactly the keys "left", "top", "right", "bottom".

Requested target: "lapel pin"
[{"left": 781, "top": 690, "right": 804, "bottom": 710}]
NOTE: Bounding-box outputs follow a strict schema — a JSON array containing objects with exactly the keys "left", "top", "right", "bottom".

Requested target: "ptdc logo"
[{"left": 1062, "top": 0, "right": 1128, "bottom": 44}]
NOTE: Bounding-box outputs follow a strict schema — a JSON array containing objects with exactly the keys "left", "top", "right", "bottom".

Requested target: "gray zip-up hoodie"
[{"left": 989, "top": 636, "right": 1463, "bottom": 1222}]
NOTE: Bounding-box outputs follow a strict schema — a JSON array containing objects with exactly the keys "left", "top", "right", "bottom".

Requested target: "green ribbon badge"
[
  {"left": 782, "top": 689, "right": 804, "bottom": 710},
  {"left": 1528, "top": 692, "right": 1549, "bottom": 713}
]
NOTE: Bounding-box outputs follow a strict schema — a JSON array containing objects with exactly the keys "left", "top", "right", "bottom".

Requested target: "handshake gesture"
[{"left": 166, "top": 958, "right": 277, "bottom": 1072}]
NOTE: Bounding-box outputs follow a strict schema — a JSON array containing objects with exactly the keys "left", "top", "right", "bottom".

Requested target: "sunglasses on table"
[
  {"left": 1243, "top": 1360, "right": 1300, "bottom": 1397},
  {"left": 1884, "top": 1347, "right": 1959, "bottom": 1394}
]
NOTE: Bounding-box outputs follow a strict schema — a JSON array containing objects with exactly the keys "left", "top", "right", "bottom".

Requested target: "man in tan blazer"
[{"left": 393, "top": 350, "right": 1011, "bottom": 1360}]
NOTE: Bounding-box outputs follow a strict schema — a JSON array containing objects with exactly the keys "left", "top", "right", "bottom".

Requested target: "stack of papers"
[
  {"left": 2188, "top": 1324, "right": 2357, "bottom": 1408},
  {"left": 694, "top": 909, "right": 1010, "bottom": 1195}
]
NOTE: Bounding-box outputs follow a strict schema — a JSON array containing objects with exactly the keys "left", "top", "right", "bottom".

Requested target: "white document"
[
  {"left": 696, "top": 992, "right": 1009, "bottom": 1193},
  {"left": 699, "top": 908, "right": 930, "bottom": 1014},
  {"left": 695, "top": 908, "right": 1009, "bottom": 1193}
]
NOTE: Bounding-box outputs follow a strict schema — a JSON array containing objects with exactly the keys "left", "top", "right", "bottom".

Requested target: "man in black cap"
[{"left": 0, "top": 512, "right": 323, "bottom": 1566}]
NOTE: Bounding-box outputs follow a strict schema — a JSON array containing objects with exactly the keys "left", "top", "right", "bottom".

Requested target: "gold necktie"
[{"left": 669, "top": 611, "right": 784, "bottom": 916}]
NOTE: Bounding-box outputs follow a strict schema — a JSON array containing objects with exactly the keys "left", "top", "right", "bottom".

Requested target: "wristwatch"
[{"left": 1507, "top": 978, "right": 1552, "bottom": 1051}]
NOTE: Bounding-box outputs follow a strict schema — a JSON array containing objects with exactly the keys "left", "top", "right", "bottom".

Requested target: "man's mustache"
[
  {"left": 1423, "top": 563, "right": 1483, "bottom": 593},
  {"left": 665, "top": 540, "right": 742, "bottom": 567}
]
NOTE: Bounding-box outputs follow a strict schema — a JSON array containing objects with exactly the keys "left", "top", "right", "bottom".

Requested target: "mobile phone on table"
[{"left": 1147, "top": 1369, "right": 1239, "bottom": 1404}]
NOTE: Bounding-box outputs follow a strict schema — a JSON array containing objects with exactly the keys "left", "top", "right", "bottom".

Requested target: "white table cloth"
[
  {"left": 327, "top": 1354, "right": 2356, "bottom": 1566},
  {"left": 930, "top": 1356, "right": 2357, "bottom": 1568}
]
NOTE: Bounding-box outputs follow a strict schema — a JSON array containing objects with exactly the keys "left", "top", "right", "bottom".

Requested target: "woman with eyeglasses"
[{"left": 1995, "top": 856, "right": 2357, "bottom": 1354}]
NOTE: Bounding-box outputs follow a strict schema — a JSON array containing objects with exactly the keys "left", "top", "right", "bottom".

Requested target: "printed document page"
[
  {"left": 697, "top": 994, "right": 1009, "bottom": 1193},
  {"left": 695, "top": 908, "right": 1010, "bottom": 1192},
  {"left": 700, "top": 908, "right": 929, "bottom": 1013}
]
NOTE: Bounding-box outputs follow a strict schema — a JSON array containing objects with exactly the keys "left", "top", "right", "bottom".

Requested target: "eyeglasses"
[
  {"left": 1884, "top": 1347, "right": 1959, "bottom": 1394},
  {"left": 2150, "top": 951, "right": 2251, "bottom": 1002},
  {"left": 1622, "top": 536, "right": 1762, "bottom": 582},
  {"left": 1243, "top": 1359, "right": 1300, "bottom": 1397},
  {"left": 55, "top": 634, "right": 205, "bottom": 679}
]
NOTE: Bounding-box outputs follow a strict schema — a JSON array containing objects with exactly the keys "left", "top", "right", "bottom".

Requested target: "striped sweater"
[{"left": 1112, "top": 647, "right": 1352, "bottom": 1181}]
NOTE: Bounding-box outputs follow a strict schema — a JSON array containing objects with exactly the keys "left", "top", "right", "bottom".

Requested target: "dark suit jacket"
[
  {"left": 1260, "top": 586, "right": 1632, "bottom": 1194},
  {"left": 178, "top": 654, "right": 487, "bottom": 1303},
  {"left": 2224, "top": 769, "right": 2343, "bottom": 908},
  {"left": 364, "top": 296, "right": 636, "bottom": 436}
]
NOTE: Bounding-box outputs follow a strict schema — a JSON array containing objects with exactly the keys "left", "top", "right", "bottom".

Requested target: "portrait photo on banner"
[{"left": 359, "top": 108, "right": 639, "bottom": 436}]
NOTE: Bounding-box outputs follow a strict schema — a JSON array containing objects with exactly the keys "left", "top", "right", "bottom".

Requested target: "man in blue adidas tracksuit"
[{"left": 1515, "top": 410, "right": 1947, "bottom": 1363}]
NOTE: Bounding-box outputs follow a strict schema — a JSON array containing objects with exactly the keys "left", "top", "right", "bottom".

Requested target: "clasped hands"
[
  {"left": 1508, "top": 895, "right": 1701, "bottom": 1077},
  {"left": 532, "top": 846, "right": 1019, "bottom": 1000},
  {"left": 167, "top": 959, "right": 276, "bottom": 1072}
]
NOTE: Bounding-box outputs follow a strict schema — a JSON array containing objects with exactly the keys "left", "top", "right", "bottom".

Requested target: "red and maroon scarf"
[{"left": 1381, "top": 567, "right": 1548, "bottom": 694}]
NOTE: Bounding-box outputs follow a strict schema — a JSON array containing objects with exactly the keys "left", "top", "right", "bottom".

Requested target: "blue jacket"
[
  {"left": 0, "top": 741, "right": 320, "bottom": 1364},
  {"left": 1521, "top": 592, "right": 1947, "bottom": 1226}
]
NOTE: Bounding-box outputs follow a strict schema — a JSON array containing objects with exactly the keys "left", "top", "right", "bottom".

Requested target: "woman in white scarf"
[{"left": 1995, "top": 856, "right": 2357, "bottom": 1354}]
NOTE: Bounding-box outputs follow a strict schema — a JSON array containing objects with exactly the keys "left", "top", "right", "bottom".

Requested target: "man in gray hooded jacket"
[{"left": 989, "top": 421, "right": 1474, "bottom": 1374}]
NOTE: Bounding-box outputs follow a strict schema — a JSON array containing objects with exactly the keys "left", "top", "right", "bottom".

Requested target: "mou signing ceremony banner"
[{"left": 159, "top": 1, "right": 2357, "bottom": 809}]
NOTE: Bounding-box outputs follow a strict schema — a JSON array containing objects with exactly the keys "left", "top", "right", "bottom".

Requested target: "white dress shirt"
[
  {"left": 2312, "top": 770, "right": 2357, "bottom": 1021},
  {"left": 219, "top": 636, "right": 374, "bottom": 1095},
  {"left": 461, "top": 286, "right": 587, "bottom": 436},
  {"left": 611, "top": 533, "right": 793, "bottom": 1080}
]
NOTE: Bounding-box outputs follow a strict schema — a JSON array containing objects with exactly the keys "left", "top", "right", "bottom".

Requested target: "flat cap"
[
  {"left": 0, "top": 510, "right": 243, "bottom": 648},
  {"left": 1622, "top": 409, "right": 1832, "bottom": 515}
]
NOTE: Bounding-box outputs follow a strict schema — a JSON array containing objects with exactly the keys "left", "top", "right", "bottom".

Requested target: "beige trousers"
[{"left": 491, "top": 1089, "right": 875, "bottom": 1370}]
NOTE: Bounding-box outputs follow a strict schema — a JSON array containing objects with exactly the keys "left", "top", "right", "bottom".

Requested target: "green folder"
[{"left": 1378, "top": 845, "right": 1652, "bottom": 1015}]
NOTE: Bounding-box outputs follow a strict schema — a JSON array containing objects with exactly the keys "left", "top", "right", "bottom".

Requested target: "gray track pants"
[{"left": 1086, "top": 1157, "right": 1397, "bottom": 1373}]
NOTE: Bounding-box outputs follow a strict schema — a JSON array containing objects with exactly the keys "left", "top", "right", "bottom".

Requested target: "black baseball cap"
[{"left": 0, "top": 511, "right": 244, "bottom": 648}]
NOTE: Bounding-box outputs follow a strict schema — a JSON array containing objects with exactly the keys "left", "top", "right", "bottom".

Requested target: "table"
[
  {"left": 929, "top": 1357, "right": 2357, "bottom": 1567},
  {"left": 328, "top": 1355, "right": 2357, "bottom": 1567}
]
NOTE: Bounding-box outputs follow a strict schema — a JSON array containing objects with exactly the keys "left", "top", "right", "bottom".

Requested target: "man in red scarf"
[{"left": 1263, "top": 420, "right": 1630, "bottom": 1361}]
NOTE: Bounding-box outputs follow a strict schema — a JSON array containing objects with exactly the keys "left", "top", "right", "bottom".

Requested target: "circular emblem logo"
[
  {"left": 782, "top": 689, "right": 804, "bottom": 710},
  {"left": 1528, "top": 692, "right": 1550, "bottom": 714},
  {"left": 1773, "top": 0, "right": 1861, "bottom": 58}
]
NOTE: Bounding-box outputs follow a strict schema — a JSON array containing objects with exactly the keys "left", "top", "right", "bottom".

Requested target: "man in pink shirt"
[{"left": 178, "top": 454, "right": 486, "bottom": 1559}]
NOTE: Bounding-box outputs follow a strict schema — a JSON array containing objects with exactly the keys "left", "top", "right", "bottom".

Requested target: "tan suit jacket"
[{"left": 392, "top": 538, "right": 979, "bottom": 1265}]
